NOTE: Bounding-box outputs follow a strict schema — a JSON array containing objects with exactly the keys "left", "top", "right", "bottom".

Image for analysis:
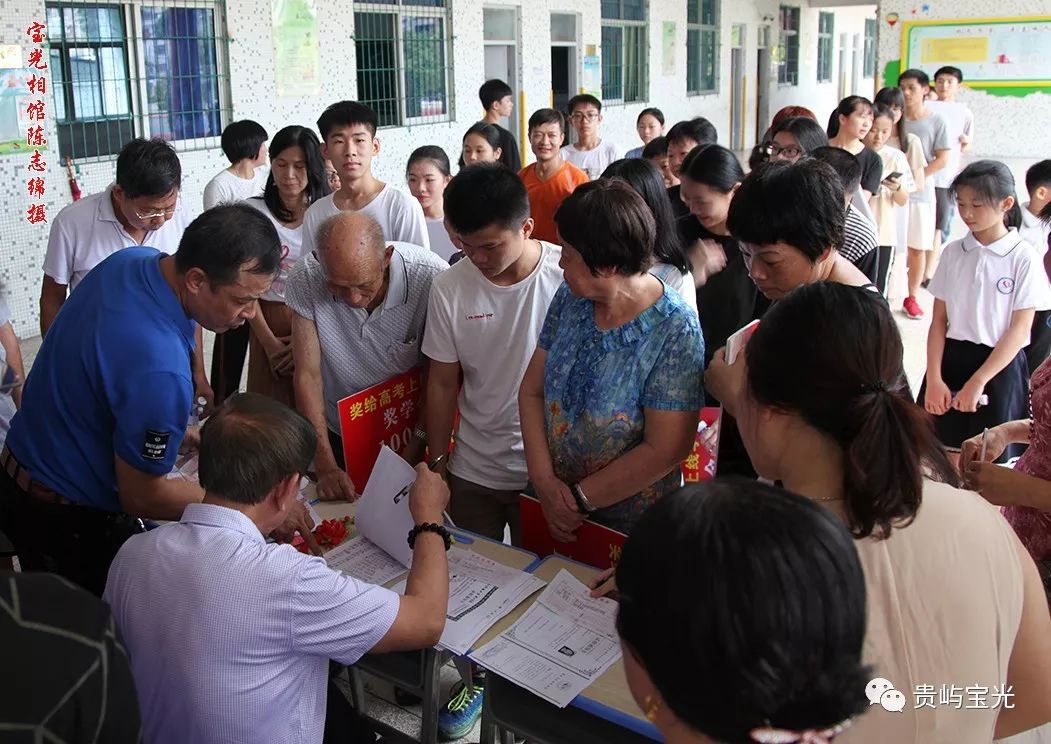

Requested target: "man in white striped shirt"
[{"left": 104, "top": 393, "right": 450, "bottom": 744}]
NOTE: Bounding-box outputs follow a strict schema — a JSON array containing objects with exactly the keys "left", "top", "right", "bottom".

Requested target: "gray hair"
[{"left": 198, "top": 393, "right": 316, "bottom": 505}]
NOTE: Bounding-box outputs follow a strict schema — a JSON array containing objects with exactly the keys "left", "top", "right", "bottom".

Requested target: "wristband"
[
  {"left": 571, "top": 483, "right": 598, "bottom": 514},
  {"left": 407, "top": 522, "right": 452, "bottom": 551}
]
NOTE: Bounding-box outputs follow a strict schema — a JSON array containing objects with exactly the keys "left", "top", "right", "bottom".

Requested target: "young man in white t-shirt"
[
  {"left": 560, "top": 94, "right": 621, "bottom": 180},
  {"left": 301, "top": 101, "right": 429, "bottom": 257},
  {"left": 928, "top": 66, "right": 975, "bottom": 246},
  {"left": 421, "top": 162, "right": 563, "bottom": 741},
  {"left": 202, "top": 120, "right": 269, "bottom": 210}
]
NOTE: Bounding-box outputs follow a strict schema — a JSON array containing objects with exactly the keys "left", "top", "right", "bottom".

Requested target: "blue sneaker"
[{"left": 437, "top": 678, "right": 484, "bottom": 741}]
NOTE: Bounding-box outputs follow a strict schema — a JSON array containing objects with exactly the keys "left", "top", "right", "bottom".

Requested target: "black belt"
[{"left": 0, "top": 445, "right": 78, "bottom": 505}]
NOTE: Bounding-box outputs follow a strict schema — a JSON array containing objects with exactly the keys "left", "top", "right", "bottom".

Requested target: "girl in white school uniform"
[{"left": 922, "top": 160, "right": 1051, "bottom": 460}]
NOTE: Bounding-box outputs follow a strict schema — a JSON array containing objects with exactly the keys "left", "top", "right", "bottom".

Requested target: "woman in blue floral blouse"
[{"left": 518, "top": 179, "right": 705, "bottom": 538}]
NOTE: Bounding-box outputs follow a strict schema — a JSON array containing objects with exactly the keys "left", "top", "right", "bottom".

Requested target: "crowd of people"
[{"left": 1, "top": 66, "right": 1050, "bottom": 744}]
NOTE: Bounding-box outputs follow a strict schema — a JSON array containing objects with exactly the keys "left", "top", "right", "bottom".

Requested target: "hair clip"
[
  {"left": 750, "top": 717, "right": 854, "bottom": 744},
  {"left": 859, "top": 380, "right": 888, "bottom": 394}
]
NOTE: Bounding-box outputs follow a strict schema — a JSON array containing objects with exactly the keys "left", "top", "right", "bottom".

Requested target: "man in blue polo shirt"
[{"left": 0, "top": 204, "right": 316, "bottom": 595}]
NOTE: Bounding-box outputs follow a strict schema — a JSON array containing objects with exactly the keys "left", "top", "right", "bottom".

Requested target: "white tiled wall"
[{"left": 0, "top": 0, "right": 880, "bottom": 336}]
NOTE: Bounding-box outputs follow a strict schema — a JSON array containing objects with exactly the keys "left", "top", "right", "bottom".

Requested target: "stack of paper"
[
  {"left": 470, "top": 569, "right": 622, "bottom": 708},
  {"left": 354, "top": 445, "right": 418, "bottom": 567}
]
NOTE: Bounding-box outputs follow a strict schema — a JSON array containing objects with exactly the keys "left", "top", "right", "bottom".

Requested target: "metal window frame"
[
  {"left": 46, "top": 0, "right": 230, "bottom": 161},
  {"left": 686, "top": 0, "right": 719, "bottom": 96},
  {"left": 600, "top": 0, "right": 648, "bottom": 106},
  {"left": 777, "top": 5, "right": 799, "bottom": 87},
  {"left": 354, "top": 0, "right": 454, "bottom": 129},
  {"left": 863, "top": 17, "right": 876, "bottom": 78},
  {"left": 816, "top": 11, "right": 834, "bottom": 83}
]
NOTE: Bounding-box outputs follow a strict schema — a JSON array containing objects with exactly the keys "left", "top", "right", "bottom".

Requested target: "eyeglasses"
[
  {"left": 569, "top": 112, "right": 600, "bottom": 122},
  {"left": 133, "top": 206, "right": 178, "bottom": 220},
  {"left": 763, "top": 143, "right": 803, "bottom": 159}
]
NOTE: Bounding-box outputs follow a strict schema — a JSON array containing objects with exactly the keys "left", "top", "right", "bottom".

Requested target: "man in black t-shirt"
[{"left": 478, "top": 79, "right": 522, "bottom": 172}]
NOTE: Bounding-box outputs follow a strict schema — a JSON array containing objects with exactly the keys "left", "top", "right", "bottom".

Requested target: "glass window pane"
[
  {"left": 50, "top": 48, "right": 67, "bottom": 120},
  {"left": 355, "top": 12, "right": 399, "bottom": 127},
  {"left": 69, "top": 48, "right": 103, "bottom": 119},
  {"left": 601, "top": 0, "right": 620, "bottom": 20},
  {"left": 601, "top": 25, "right": 622, "bottom": 100},
  {"left": 403, "top": 15, "right": 447, "bottom": 119},
  {"left": 701, "top": 0, "right": 716, "bottom": 26},
  {"left": 687, "top": 0, "right": 698, "bottom": 25},
  {"left": 47, "top": 6, "right": 63, "bottom": 40},
  {"left": 624, "top": 25, "right": 645, "bottom": 102},
  {"left": 686, "top": 28, "right": 699, "bottom": 92},
  {"left": 142, "top": 7, "right": 221, "bottom": 140},
  {"left": 702, "top": 28, "right": 716, "bottom": 90},
  {"left": 483, "top": 8, "right": 515, "bottom": 41},
  {"left": 551, "top": 13, "right": 576, "bottom": 43},
  {"left": 403, "top": 0, "right": 444, "bottom": 6},
  {"left": 99, "top": 46, "right": 130, "bottom": 116},
  {"left": 623, "top": 0, "right": 645, "bottom": 22}
]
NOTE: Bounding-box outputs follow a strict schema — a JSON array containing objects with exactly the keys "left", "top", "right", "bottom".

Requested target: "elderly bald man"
[{"left": 286, "top": 212, "right": 448, "bottom": 501}]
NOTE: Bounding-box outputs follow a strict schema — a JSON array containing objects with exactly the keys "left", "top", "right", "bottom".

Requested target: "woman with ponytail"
[{"left": 704, "top": 281, "right": 1051, "bottom": 744}]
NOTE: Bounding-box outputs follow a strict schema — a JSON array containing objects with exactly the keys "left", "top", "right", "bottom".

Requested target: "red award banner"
[
  {"left": 681, "top": 407, "right": 723, "bottom": 483},
  {"left": 336, "top": 368, "right": 423, "bottom": 490},
  {"left": 519, "top": 494, "right": 627, "bottom": 569}
]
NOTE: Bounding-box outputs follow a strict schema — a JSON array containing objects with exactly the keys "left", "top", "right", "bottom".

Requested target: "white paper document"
[
  {"left": 470, "top": 569, "right": 622, "bottom": 707},
  {"left": 324, "top": 535, "right": 407, "bottom": 586},
  {"left": 389, "top": 547, "right": 546, "bottom": 656},
  {"left": 354, "top": 445, "right": 417, "bottom": 567}
]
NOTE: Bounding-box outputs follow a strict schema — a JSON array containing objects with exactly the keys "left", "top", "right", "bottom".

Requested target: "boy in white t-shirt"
[
  {"left": 561, "top": 94, "right": 621, "bottom": 180},
  {"left": 301, "top": 101, "right": 429, "bottom": 257},
  {"left": 421, "top": 162, "right": 564, "bottom": 741},
  {"left": 928, "top": 66, "right": 975, "bottom": 246},
  {"left": 202, "top": 120, "right": 269, "bottom": 209},
  {"left": 1021, "top": 160, "right": 1051, "bottom": 254}
]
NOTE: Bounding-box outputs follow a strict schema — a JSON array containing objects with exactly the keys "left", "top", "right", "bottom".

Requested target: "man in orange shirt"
[{"left": 518, "top": 109, "right": 588, "bottom": 243}]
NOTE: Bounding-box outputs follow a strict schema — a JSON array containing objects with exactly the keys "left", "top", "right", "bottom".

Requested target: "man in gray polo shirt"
[{"left": 287, "top": 212, "right": 447, "bottom": 501}]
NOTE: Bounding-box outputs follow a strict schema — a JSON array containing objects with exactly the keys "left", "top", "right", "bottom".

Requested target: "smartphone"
[
  {"left": 884, "top": 171, "right": 903, "bottom": 181},
  {"left": 726, "top": 320, "right": 760, "bottom": 365}
]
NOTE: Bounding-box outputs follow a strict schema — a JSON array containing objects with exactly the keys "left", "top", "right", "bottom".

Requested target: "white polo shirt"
[
  {"left": 300, "top": 185, "right": 430, "bottom": 260},
  {"left": 1019, "top": 202, "right": 1050, "bottom": 256},
  {"left": 422, "top": 241, "right": 564, "bottom": 490},
  {"left": 43, "top": 184, "right": 191, "bottom": 290},
  {"left": 104, "top": 503, "right": 399, "bottom": 744},
  {"left": 928, "top": 229, "right": 1051, "bottom": 347},
  {"left": 285, "top": 242, "right": 447, "bottom": 433}
]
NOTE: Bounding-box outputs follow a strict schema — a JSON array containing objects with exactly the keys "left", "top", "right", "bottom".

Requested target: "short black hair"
[
  {"left": 642, "top": 136, "right": 668, "bottom": 159},
  {"left": 317, "top": 100, "right": 378, "bottom": 139},
  {"left": 199, "top": 393, "right": 316, "bottom": 505},
  {"left": 934, "top": 65, "right": 963, "bottom": 83},
  {"left": 898, "top": 68, "right": 930, "bottom": 87},
  {"left": 809, "top": 146, "right": 863, "bottom": 197},
  {"left": 479, "top": 79, "right": 513, "bottom": 110},
  {"left": 175, "top": 204, "right": 282, "bottom": 287},
  {"left": 1025, "top": 159, "right": 1051, "bottom": 196},
  {"left": 567, "top": 93, "right": 602, "bottom": 114},
  {"left": 637, "top": 107, "right": 664, "bottom": 126},
  {"left": 768, "top": 116, "right": 829, "bottom": 156},
  {"left": 727, "top": 160, "right": 845, "bottom": 261},
  {"left": 617, "top": 480, "right": 870, "bottom": 742},
  {"left": 115, "top": 138, "right": 182, "bottom": 199},
  {"left": 528, "top": 108, "right": 565, "bottom": 134},
  {"left": 407, "top": 145, "right": 452, "bottom": 178},
  {"left": 220, "top": 119, "right": 268, "bottom": 164},
  {"left": 554, "top": 179, "right": 656, "bottom": 276},
  {"left": 680, "top": 143, "right": 744, "bottom": 191},
  {"left": 444, "top": 163, "right": 530, "bottom": 235},
  {"left": 666, "top": 117, "right": 718, "bottom": 148}
]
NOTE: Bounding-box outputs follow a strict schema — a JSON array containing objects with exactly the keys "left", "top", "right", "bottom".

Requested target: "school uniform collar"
[
  {"left": 180, "top": 503, "right": 265, "bottom": 543},
  {"left": 1020, "top": 202, "right": 1040, "bottom": 229},
  {"left": 97, "top": 183, "right": 121, "bottom": 224},
  {"left": 962, "top": 228, "right": 1023, "bottom": 258}
]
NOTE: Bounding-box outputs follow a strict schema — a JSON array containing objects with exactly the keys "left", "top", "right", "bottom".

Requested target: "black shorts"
[{"left": 935, "top": 187, "right": 954, "bottom": 233}]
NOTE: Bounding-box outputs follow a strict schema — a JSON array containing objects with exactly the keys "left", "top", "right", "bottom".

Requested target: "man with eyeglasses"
[
  {"left": 1, "top": 205, "right": 319, "bottom": 596},
  {"left": 40, "top": 138, "right": 191, "bottom": 336},
  {"left": 560, "top": 94, "right": 621, "bottom": 180}
]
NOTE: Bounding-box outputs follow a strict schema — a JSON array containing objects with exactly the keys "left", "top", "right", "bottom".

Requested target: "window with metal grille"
[
  {"left": 777, "top": 5, "right": 799, "bottom": 86},
  {"left": 46, "top": 0, "right": 229, "bottom": 161},
  {"left": 354, "top": 0, "right": 453, "bottom": 128},
  {"left": 817, "top": 12, "right": 834, "bottom": 83},
  {"left": 863, "top": 18, "right": 877, "bottom": 78},
  {"left": 686, "top": 0, "right": 718, "bottom": 95},
  {"left": 600, "top": 0, "right": 647, "bottom": 104}
]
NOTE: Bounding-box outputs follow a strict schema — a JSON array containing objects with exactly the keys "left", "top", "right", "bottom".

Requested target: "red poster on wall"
[
  {"left": 680, "top": 407, "right": 723, "bottom": 483},
  {"left": 336, "top": 368, "right": 423, "bottom": 490}
]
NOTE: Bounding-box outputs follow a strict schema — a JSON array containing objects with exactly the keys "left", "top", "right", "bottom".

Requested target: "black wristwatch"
[
  {"left": 407, "top": 522, "right": 452, "bottom": 551},
  {"left": 571, "top": 483, "right": 597, "bottom": 514}
]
